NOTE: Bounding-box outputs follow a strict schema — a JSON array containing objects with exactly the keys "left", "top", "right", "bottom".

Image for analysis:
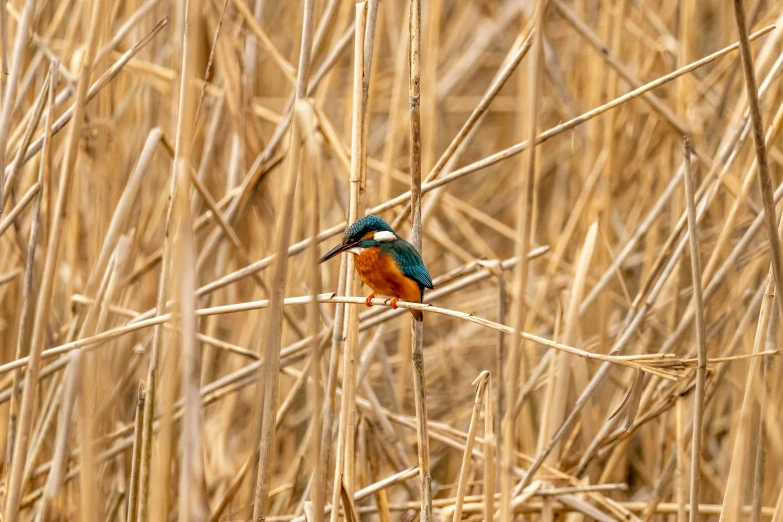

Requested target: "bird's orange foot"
[
  {"left": 390, "top": 297, "right": 400, "bottom": 310},
  {"left": 365, "top": 292, "right": 375, "bottom": 308}
]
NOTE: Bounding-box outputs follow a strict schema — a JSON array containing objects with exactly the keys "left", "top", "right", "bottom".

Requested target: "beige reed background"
[{"left": 0, "top": 0, "right": 781, "bottom": 521}]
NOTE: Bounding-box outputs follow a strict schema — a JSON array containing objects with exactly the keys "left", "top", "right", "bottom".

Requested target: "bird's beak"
[{"left": 319, "top": 242, "right": 351, "bottom": 263}]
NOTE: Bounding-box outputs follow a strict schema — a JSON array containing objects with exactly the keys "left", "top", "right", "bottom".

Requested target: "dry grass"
[{"left": 0, "top": 0, "right": 782, "bottom": 521}]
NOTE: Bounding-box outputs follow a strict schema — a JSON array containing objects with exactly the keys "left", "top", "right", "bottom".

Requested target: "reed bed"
[{"left": 0, "top": 0, "right": 781, "bottom": 521}]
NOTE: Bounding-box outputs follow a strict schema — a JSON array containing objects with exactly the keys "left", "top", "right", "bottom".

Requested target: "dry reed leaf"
[{"left": 606, "top": 370, "right": 645, "bottom": 432}]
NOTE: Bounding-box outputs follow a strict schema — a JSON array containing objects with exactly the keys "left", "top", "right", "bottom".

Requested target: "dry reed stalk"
[
  {"left": 172, "top": 0, "right": 208, "bottom": 517},
  {"left": 138, "top": 138, "right": 178, "bottom": 522},
  {"left": 252, "top": 0, "right": 316, "bottom": 517},
  {"left": 750, "top": 315, "right": 772, "bottom": 522},
  {"left": 452, "top": 371, "right": 489, "bottom": 522},
  {"left": 406, "top": 0, "right": 433, "bottom": 519},
  {"left": 300, "top": 101, "right": 325, "bottom": 522},
  {"left": 502, "top": 1, "right": 545, "bottom": 520},
  {"left": 484, "top": 373, "right": 495, "bottom": 522},
  {"left": 0, "top": 291, "right": 681, "bottom": 378},
  {"left": 731, "top": 0, "right": 783, "bottom": 324},
  {"left": 676, "top": 398, "right": 687, "bottom": 522},
  {"left": 2, "top": 0, "right": 104, "bottom": 519},
  {"left": 682, "top": 138, "right": 707, "bottom": 522},
  {"left": 126, "top": 380, "right": 147, "bottom": 522},
  {"left": 0, "top": 0, "right": 6, "bottom": 80},
  {"left": 330, "top": 5, "right": 368, "bottom": 520},
  {"left": 250, "top": 95, "right": 300, "bottom": 517}
]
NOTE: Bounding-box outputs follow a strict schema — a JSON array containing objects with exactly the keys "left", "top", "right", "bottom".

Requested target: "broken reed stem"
[
  {"left": 750, "top": 324, "right": 770, "bottom": 522},
  {"left": 676, "top": 398, "right": 687, "bottom": 522},
  {"left": 453, "top": 372, "right": 490, "bottom": 522},
  {"left": 2, "top": 0, "right": 103, "bottom": 519},
  {"left": 330, "top": 4, "right": 368, "bottom": 519},
  {"left": 484, "top": 373, "right": 496, "bottom": 522},
  {"left": 503, "top": 1, "right": 545, "bottom": 520},
  {"left": 683, "top": 138, "right": 706, "bottom": 522},
  {"left": 408, "top": 0, "right": 433, "bottom": 519},
  {"left": 126, "top": 381, "right": 147, "bottom": 522},
  {"left": 731, "top": 0, "right": 783, "bottom": 326}
]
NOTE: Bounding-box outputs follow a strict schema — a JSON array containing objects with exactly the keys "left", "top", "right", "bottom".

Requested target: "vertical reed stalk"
[
  {"left": 502, "top": 0, "right": 545, "bottom": 519},
  {"left": 251, "top": 1, "right": 316, "bottom": 518},
  {"left": 683, "top": 138, "right": 706, "bottom": 522},
  {"left": 484, "top": 373, "right": 496, "bottom": 522},
  {"left": 127, "top": 381, "right": 147, "bottom": 522},
  {"left": 172, "top": 0, "right": 208, "bottom": 517},
  {"left": 408, "top": 0, "right": 433, "bottom": 519},
  {"left": 330, "top": 5, "right": 368, "bottom": 520},
  {"left": 453, "top": 371, "right": 489, "bottom": 522}
]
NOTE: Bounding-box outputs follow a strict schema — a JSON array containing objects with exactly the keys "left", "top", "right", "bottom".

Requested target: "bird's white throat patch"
[
  {"left": 348, "top": 247, "right": 364, "bottom": 255},
  {"left": 373, "top": 231, "right": 396, "bottom": 242}
]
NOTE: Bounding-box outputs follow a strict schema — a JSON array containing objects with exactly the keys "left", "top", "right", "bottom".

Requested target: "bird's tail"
[{"left": 410, "top": 308, "right": 424, "bottom": 321}]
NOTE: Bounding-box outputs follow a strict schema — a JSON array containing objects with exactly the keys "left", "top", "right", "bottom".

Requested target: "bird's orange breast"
[{"left": 354, "top": 247, "right": 422, "bottom": 303}]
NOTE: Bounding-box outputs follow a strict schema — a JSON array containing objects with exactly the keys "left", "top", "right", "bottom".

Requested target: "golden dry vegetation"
[{"left": 0, "top": 0, "right": 781, "bottom": 521}]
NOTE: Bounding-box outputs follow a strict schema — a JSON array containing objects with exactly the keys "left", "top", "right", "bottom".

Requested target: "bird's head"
[{"left": 319, "top": 215, "right": 399, "bottom": 263}]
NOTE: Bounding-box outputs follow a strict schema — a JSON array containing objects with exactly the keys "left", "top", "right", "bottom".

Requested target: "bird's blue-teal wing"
[{"left": 383, "top": 240, "right": 434, "bottom": 289}]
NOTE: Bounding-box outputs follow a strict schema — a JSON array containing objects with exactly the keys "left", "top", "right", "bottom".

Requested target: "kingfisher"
[{"left": 319, "top": 215, "right": 434, "bottom": 321}]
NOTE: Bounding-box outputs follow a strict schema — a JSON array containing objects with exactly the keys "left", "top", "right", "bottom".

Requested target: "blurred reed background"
[{"left": 0, "top": 0, "right": 781, "bottom": 521}]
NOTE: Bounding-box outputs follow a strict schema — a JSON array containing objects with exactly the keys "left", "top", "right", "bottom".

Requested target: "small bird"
[{"left": 319, "top": 215, "right": 434, "bottom": 321}]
